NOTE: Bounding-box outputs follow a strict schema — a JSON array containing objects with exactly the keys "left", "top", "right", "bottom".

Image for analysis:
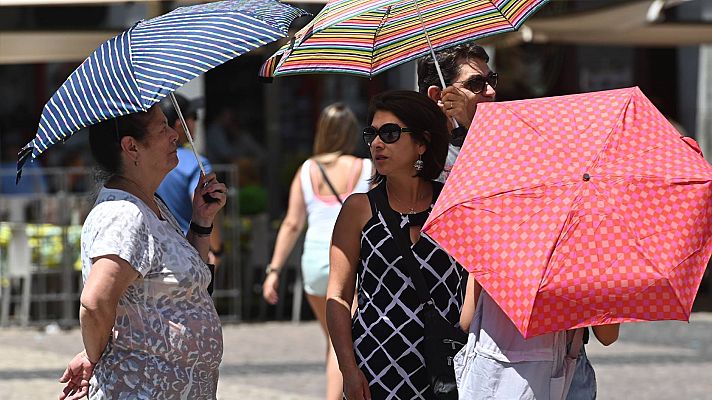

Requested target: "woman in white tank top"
[{"left": 262, "top": 103, "right": 372, "bottom": 400}]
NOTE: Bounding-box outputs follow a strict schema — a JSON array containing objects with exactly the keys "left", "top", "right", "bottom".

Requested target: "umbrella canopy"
[
  {"left": 18, "top": 0, "right": 308, "bottom": 171},
  {"left": 422, "top": 87, "right": 712, "bottom": 339},
  {"left": 259, "top": 0, "right": 549, "bottom": 78}
]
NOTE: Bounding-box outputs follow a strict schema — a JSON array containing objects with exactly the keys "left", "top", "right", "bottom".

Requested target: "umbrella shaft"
[
  {"left": 169, "top": 92, "right": 206, "bottom": 177},
  {"left": 412, "top": 0, "right": 461, "bottom": 129}
]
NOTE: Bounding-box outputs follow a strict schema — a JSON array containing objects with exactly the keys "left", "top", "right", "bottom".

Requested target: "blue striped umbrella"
[{"left": 17, "top": 0, "right": 308, "bottom": 178}]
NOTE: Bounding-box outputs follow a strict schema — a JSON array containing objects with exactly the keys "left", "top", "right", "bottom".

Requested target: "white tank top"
[
  {"left": 300, "top": 157, "right": 372, "bottom": 247},
  {"left": 472, "top": 291, "right": 565, "bottom": 363}
]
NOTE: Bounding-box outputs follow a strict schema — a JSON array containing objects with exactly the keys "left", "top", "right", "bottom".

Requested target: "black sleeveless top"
[{"left": 351, "top": 181, "right": 466, "bottom": 399}]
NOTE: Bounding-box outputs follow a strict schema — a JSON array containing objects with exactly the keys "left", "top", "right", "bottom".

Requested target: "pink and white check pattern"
[{"left": 423, "top": 87, "right": 712, "bottom": 338}]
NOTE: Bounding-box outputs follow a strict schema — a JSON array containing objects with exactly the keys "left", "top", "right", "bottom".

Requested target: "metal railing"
[{"left": 0, "top": 164, "right": 249, "bottom": 326}]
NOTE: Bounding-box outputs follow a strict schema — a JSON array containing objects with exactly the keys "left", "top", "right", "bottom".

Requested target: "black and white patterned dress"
[{"left": 352, "top": 181, "right": 466, "bottom": 399}]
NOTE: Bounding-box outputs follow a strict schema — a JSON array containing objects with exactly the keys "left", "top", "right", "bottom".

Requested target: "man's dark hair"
[
  {"left": 417, "top": 43, "right": 490, "bottom": 94},
  {"left": 367, "top": 90, "right": 449, "bottom": 184},
  {"left": 159, "top": 93, "right": 195, "bottom": 128}
]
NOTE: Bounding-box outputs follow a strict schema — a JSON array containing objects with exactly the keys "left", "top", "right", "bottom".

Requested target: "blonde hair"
[{"left": 312, "top": 103, "right": 358, "bottom": 155}]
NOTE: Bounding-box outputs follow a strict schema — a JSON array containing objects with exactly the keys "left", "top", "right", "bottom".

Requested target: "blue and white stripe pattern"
[{"left": 22, "top": 0, "right": 308, "bottom": 160}]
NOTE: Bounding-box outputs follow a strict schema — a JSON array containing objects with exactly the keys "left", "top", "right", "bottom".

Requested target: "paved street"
[{"left": 1, "top": 314, "right": 711, "bottom": 400}]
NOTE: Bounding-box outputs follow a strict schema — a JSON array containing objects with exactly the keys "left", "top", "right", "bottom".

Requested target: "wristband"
[
  {"left": 265, "top": 264, "right": 281, "bottom": 275},
  {"left": 190, "top": 221, "right": 213, "bottom": 235}
]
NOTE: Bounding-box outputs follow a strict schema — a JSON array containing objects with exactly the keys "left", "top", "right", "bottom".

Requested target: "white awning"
[
  {"left": 485, "top": 0, "right": 712, "bottom": 47},
  {"left": 1, "top": 0, "right": 710, "bottom": 64},
  {"left": 0, "top": 31, "right": 117, "bottom": 64}
]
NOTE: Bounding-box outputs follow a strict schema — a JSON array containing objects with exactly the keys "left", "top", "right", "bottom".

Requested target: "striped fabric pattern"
[
  {"left": 260, "top": 0, "right": 548, "bottom": 78},
  {"left": 23, "top": 0, "right": 308, "bottom": 160}
]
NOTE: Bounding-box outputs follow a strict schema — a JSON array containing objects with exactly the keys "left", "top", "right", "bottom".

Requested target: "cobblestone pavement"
[{"left": 1, "top": 314, "right": 711, "bottom": 400}]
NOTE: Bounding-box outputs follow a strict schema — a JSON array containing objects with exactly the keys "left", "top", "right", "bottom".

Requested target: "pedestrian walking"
[
  {"left": 327, "top": 90, "right": 464, "bottom": 399},
  {"left": 262, "top": 103, "right": 372, "bottom": 400},
  {"left": 58, "top": 105, "right": 226, "bottom": 399}
]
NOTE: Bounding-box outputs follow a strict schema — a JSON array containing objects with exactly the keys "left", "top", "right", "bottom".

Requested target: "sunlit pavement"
[{"left": 1, "top": 315, "right": 711, "bottom": 400}]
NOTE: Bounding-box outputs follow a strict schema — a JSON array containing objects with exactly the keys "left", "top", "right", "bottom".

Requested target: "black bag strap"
[
  {"left": 369, "top": 186, "right": 433, "bottom": 305},
  {"left": 315, "top": 160, "right": 344, "bottom": 205}
]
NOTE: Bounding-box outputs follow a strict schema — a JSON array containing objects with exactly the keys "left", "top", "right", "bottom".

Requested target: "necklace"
[
  {"left": 113, "top": 175, "right": 158, "bottom": 211},
  {"left": 386, "top": 182, "right": 427, "bottom": 215}
]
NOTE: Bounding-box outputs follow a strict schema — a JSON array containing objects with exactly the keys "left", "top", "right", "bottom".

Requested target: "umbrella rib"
[
  {"left": 499, "top": 105, "right": 564, "bottom": 153},
  {"left": 484, "top": 0, "right": 518, "bottom": 29},
  {"left": 537, "top": 179, "right": 604, "bottom": 298},
  {"left": 668, "top": 247, "right": 705, "bottom": 318},
  {"left": 588, "top": 91, "right": 634, "bottom": 171},
  {"left": 593, "top": 144, "right": 665, "bottom": 175},
  {"left": 369, "top": 7, "right": 391, "bottom": 76}
]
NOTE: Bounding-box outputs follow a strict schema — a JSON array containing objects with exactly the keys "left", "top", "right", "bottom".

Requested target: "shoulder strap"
[
  {"left": 366, "top": 186, "right": 379, "bottom": 216},
  {"left": 567, "top": 328, "right": 585, "bottom": 359},
  {"left": 315, "top": 161, "right": 344, "bottom": 205},
  {"left": 431, "top": 180, "right": 444, "bottom": 203},
  {"left": 371, "top": 186, "right": 432, "bottom": 305}
]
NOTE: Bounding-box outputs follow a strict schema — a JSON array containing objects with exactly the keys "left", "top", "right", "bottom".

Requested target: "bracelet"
[
  {"left": 265, "top": 264, "right": 281, "bottom": 275},
  {"left": 190, "top": 221, "right": 213, "bottom": 235}
]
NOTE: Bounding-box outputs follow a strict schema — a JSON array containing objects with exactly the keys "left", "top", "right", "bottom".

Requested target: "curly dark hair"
[
  {"left": 367, "top": 90, "right": 449, "bottom": 184},
  {"left": 417, "top": 43, "right": 490, "bottom": 94}
]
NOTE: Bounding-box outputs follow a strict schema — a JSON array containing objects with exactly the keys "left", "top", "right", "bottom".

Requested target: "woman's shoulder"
[
  {"left": 340, "top": 192, "right": 373, "bottom": 225},
  {"left": 343, "top": 191, "right": 370, "bottom": 210},
  {"left": 89, "top": 188, "right": 145, "bottom": 222}
]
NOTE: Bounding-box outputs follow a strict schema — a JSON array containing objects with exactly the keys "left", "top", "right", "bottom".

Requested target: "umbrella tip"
[{"left": 16, "top": 146, "right": 33, "bottom": 185}]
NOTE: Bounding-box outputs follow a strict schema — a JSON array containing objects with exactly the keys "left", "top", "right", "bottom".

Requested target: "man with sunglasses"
[
  {"left": 418, "top": 44, "right": 599, "bottom": 400},
  {"left": 417, "top": 43, "right": 497, "bottom": 181}
]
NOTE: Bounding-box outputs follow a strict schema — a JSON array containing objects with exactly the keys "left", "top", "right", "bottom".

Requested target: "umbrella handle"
[
  {"left": 412, "top": 0, "right": 461, "bottom": 130},
  {"left": 168, "top": 92, "right": 218, "bottom": 203}
]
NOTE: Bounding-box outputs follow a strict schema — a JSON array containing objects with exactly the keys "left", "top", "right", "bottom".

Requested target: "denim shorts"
[{"left": 566, "top": 345, "right": 597, "bottom": 400}]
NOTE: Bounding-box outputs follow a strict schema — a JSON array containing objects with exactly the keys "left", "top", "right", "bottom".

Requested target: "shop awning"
[
  {"left": 0, "top": 31, "right": 118, "bottom": 64},
  {"left": 1, "top": 0, "right": 710, "bottom": 64},
  {"left": 484, "top": 0, "right": 712, "bottom": 47}
]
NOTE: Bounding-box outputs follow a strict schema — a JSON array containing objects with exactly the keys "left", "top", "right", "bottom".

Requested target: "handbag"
[{"left": 371, "top": 185, "right": 466, "bottom": 400}]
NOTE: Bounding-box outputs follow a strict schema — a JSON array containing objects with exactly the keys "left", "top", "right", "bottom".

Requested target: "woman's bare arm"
[
  {"left": 263, "top": 169, "right": 307, "bottom": 304},
  {"left": 80, "top": 255, "right": 139, "bottom": 363},
  {"left": 327, "top": 194, "right": 372, "bottom": 400},
  {"left": 459, "top": 273, "right": 482, "bottom": 332},
  {"left": 592, "top": 323, "right": 620, "bottom": 346}
]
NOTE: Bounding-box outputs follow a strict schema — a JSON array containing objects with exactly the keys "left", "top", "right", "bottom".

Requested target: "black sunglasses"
[
  {"left": 455, "top": 72, "right": 498, "bottom": 94},
  {"left": 363, "top": 123, "right": 412, "bottom": 146}
]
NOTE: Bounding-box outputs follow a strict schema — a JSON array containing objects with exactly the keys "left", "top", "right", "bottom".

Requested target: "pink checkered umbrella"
[{"left": 423, "top": 87, "right": 712, "bottom": 339}]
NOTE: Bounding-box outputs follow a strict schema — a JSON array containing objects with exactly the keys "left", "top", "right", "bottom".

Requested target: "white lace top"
[{"left": 81, "top": 187, "right": 222, "bottom": 399}]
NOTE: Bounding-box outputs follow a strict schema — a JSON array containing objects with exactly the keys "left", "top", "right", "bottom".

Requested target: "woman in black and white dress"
[{"left": 327, "top": 90, "right": 466, "bottom": 400}]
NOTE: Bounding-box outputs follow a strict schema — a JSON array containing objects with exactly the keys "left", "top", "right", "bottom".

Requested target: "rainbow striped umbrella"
[{"left": 260, "top": 0, "right": 549, "bottom": 79}]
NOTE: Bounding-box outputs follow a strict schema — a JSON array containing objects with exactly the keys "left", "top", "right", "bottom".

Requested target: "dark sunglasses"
[
  {"left": 455, "top": 72, "right": 498, "bottom": 94},
  {"left": 363, "top": 123, "right": 412, "bottom": 146}
]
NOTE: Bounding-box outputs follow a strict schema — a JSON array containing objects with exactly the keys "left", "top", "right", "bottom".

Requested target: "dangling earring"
[
  {"left": 134, "top": 160, "right": 139, "bottom": 167},
  {"left": 414, "top": 154, "right": 424, "bottom": 172}
]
